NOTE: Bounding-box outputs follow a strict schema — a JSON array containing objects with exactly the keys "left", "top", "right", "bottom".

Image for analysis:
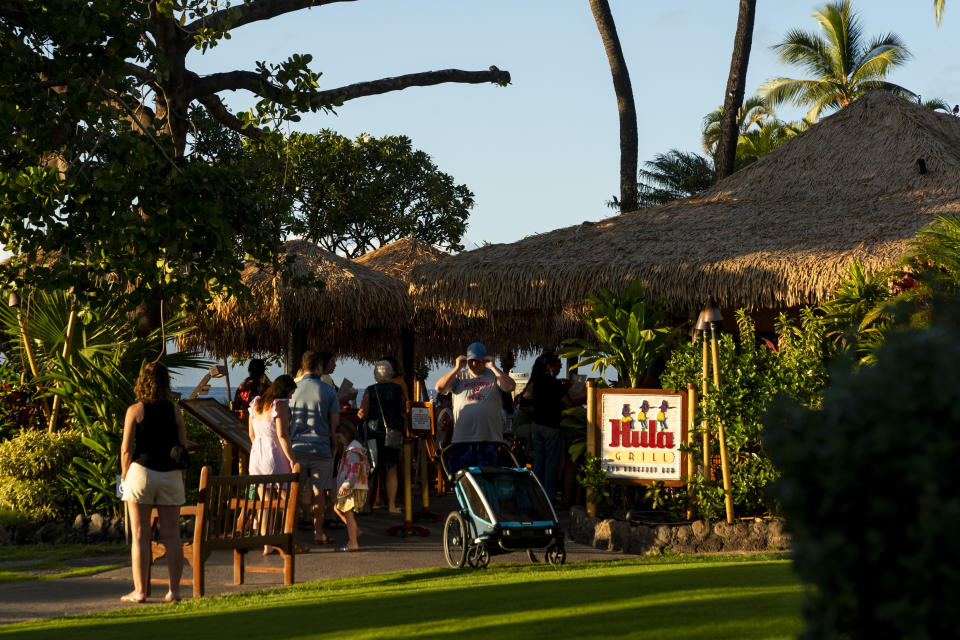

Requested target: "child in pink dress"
[{"left": 333, "top": 422, "right": 369, "bottom": 552}]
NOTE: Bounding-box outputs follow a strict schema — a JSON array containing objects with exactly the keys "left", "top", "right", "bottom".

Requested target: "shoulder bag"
[{"left": 374, "top": 384, "right": 403, "bottom": 449}]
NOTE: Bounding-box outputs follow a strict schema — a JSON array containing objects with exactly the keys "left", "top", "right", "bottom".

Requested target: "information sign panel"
[{"left": 595, "top": 389, "right": 687, "bottom": 486}]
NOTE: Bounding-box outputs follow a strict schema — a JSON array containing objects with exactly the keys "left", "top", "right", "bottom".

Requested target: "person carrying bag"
[{"left": 357, "top": 360, "right": 405, "bottom": 514}]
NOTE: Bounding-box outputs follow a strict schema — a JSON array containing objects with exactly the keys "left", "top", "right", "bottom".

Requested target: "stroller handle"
[{"left": 439, "top": 441, "right": 521, "bottom": 479}]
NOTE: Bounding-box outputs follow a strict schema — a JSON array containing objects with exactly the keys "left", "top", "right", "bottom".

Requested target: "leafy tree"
[
  {"left": 635, "top": 150, "right": 715, "bottom": 208},
  {"left": 760, "top": 0, "right": 914, "bottom": 121},
  {"left": 0, "top": 1, "right": 510, "bottom": 329},
  {"left": 589, "top": 0, "right": 638, "bottom": 213},
  {"left": 287, "top": 131, "right": 473, "bottom": 257},
  {"left": 713, "top": 0, "right": 757, "bottom": 182}
]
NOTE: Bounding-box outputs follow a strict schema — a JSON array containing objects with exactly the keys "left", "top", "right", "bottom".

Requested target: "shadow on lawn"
[{"left": 8, "top": 562, "right": 802, "bottom": 639}]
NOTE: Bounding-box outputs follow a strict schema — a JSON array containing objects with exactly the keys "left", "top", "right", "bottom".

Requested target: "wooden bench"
[{"left": 149, "top": 464, "right": 301, "bottom": 598}]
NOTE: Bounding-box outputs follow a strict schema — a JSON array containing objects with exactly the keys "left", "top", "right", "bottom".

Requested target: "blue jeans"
[
  {"left": 531, "top": 424, "right": 562, "bottom": 502},
  {"left": 449, "top": 443, "right": 499, "bottom": 474}
]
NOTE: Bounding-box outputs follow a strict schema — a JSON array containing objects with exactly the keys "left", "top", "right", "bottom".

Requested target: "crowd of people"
[{"left": 116, "top": 341, "right": 583, "bottom": 602}]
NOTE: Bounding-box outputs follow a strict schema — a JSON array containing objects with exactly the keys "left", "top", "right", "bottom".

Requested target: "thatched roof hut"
[
  {"left": 180, "top": 239, "right": 412, "bottom": 362},
  {"left": 354, "top": 237, "right": 449, "bottom": 281},
  {"left": 410, "top": 91, "right": 960, "bottom": 321}
]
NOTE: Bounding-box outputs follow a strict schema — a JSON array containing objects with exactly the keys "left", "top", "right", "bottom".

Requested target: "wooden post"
[
  {"left": 48, "top": 309, "right": 77, "bottom": 432},
  {"left": 700, "top": 330, "right": 711, "bottom": 480},
  {"left": 222, "top": 358, "right": 232, "bottom": 409},
  {"left": 585, "top": 380, "right": 597, "bottom": 517},
  {"left": 710, "top": 324, "right": 735, "bottom": 524},
  {"left": 419, "top": 438, "right": 431, "bottom": 509},
  {"left": 686, "top": 383, "right": 696, "bottom": 520}
]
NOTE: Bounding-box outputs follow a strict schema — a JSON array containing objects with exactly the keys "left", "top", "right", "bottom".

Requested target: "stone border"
[
  {"left": 567, "top": 506, "right": 791, "bottom": 554},
  {"left": 0, "top": 514, "right": 126, "bottom": 545}
]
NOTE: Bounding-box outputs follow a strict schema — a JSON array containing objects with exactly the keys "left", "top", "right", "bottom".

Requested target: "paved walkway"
[{"left": 0, "top": 496, "right": 624, "bottom": 626}]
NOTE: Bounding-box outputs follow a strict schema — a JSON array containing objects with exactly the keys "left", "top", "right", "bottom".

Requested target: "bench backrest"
[{"left": 194, "top": 464, "right": 301, "bottom": 551}]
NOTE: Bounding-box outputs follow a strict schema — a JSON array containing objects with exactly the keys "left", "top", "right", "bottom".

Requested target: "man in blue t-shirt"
[
  {"left": 290, "top": 350, "right": 340, "bottom": 545},
  {"left": 435, "top": 342, "right": 516, "bottom": 472}
]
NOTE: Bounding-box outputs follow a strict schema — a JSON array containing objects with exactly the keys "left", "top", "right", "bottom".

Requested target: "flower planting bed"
[{"left": 567, "top": 506, "right": 791, "bottom": 554}]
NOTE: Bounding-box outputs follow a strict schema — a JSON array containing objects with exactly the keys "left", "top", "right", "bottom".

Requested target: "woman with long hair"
[
  {"left": 523, "top": 352, "right": 573, "bottom": 505},
  {"left": 248, "top": 374, "right": 299, "bottom": 555},
  {"left": 234, "top": 358, "right": 270, "bottom": 419},
  {"left": 120, "top": 362, "right": 187, "bottom": 603}
]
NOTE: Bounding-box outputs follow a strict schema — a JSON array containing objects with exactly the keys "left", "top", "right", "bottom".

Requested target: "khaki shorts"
[
  {"left": 294, "top": 451, "right": 334, "bottom": 493},
  {"left": 122, "top": 462, "right": 185, "bottom": 506}
]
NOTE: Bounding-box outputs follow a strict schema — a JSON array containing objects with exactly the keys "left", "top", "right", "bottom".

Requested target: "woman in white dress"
[{"left": 248, "top": 374, "right": 298, "bottom": 554}]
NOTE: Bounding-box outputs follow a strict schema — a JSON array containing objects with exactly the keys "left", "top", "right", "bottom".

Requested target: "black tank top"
[{"left": 133, "top": 401, "right": 178, "bottom": 471}]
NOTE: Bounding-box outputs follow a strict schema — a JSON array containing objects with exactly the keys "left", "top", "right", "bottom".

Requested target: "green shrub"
[
  {"left": 660, "top": 308, "right": 829, "bottom": 517},
  {"left": 764, "top": 301, "right": 960, "bottom": 639},
  {"left": 0, "top": 429, "right": 83, "bottom": 521},
  {"left": 0, "top": 429, "right": 82, "bottom": 481}
]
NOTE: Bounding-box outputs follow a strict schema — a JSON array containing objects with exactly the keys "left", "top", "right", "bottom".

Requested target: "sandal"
[
  {"left": 335, "top": 545, "right": 359, "bottom": 552},
  {"left": 313, "top": 535, "right": 335, "bottom": 545}
]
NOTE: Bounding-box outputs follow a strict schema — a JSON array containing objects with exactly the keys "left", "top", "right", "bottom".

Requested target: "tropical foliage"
[
  {"left": 660, "top": 309, "right": 830, "bottom": 518},
  {"left": 0, "top": 289, "right": 210, "bottom": 517},
  {"left": 760, "top": 0, "right": 914, "bottom": 122},
  {"left": 559, "top": 279, "right": 669, "bottom": 389},
  {"left": 634, "top": 150, "right": 715, "bottom": 208}
]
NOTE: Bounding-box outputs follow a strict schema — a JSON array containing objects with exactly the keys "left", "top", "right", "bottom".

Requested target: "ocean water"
[{"left": 173, "top": 385, "right": 368, "bottom": 406}]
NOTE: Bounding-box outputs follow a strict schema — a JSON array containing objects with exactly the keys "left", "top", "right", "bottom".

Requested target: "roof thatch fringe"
[
  {"left": 410, "top": 91, "right": 960, "bottom": 316},
  {"left": 179, "top": 239, "right": 412, "bottom": 361}
]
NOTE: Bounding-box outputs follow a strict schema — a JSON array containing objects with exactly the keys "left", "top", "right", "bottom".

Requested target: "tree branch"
[
  {"left": 196, "top": 93, "right": 263, "bottom": 140},
  {"left": 184, "top": 0, "right": 356, "bottom": 36},
  {"left": 190, "top": 67, "right": 511, "bottom": 108}
]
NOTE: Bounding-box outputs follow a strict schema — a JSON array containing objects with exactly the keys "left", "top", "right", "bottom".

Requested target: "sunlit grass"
[{"left": 1, "top": 554, "right": 803, "bottom": 639}]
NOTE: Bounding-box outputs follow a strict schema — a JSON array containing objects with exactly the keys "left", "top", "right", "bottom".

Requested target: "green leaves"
[{"left": 559, "top": 279, "right": 668, "bottom": 388}]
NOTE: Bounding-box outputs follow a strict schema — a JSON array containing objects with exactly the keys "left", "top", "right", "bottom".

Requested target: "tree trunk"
[
  {"left": 713, "top": 0, "right": 756, "bottom": 183},
  {"left": 589, "top": 0, "right": 638, "bottom": 213}
]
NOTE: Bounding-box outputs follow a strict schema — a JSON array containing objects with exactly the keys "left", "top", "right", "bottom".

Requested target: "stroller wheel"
[
  {"left": 467, "top": 541, "right": 490, "bottom": 569},
  {"left": 545, "top": 542, "right": 566, "bottom": 566},
  {"left": 443, "top": 512, "right": 468, "bottom": 569},
  {"left": 526, "top": 549, "right": 540, "bottom": 563}
]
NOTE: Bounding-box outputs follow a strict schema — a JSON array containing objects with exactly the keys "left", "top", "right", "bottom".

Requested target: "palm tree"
[
  {"left": 701, "top": 95, "right": 774, "bottom": 156},
  {"left": 589, "top": 0, "right": 638, "bottom": 213},
  {"left": 636, "top": 150, "right": 714, "bottom": 208},
  {"left": 714, "top": 0, "right": 757, "bottom": 182},
  {"left": 760, "top": 0, "right": 915, "bottom": 122}
]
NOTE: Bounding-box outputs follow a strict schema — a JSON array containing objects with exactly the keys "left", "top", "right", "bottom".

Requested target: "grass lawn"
[
  {"left": 0, "top": 544, "right": 126, "bottom": 585},
  {"left": 0, "top": 553, "right": 802, "bottom": 639}
]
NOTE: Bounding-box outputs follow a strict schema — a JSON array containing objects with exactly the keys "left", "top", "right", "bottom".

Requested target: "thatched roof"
[
  {"left": 411, "top": 91, "right": 960, "bottom": 318},
  {"left": 354, "top": 238, "right": 449, "bottom": 281},
  {"left": 180, "top": 239, "right": 412, "bottom": 360}
]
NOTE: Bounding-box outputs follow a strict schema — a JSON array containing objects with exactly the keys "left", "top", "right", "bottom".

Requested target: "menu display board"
[
  {"left": 407, "top": 401, "right": 435, "bottom": 438},
  {"left": 180, "top": 397, "right": 251, "bottom": 453}
]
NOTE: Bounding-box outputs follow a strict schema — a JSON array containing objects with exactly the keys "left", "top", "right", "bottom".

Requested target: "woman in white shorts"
[{"left": 120, "top": 362, "right": 187, "bottom": 603}]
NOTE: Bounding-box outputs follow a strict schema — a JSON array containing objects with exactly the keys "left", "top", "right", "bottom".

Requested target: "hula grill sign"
[{"left": 597, "top": 389, "right": 688, "bottom": 486}]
